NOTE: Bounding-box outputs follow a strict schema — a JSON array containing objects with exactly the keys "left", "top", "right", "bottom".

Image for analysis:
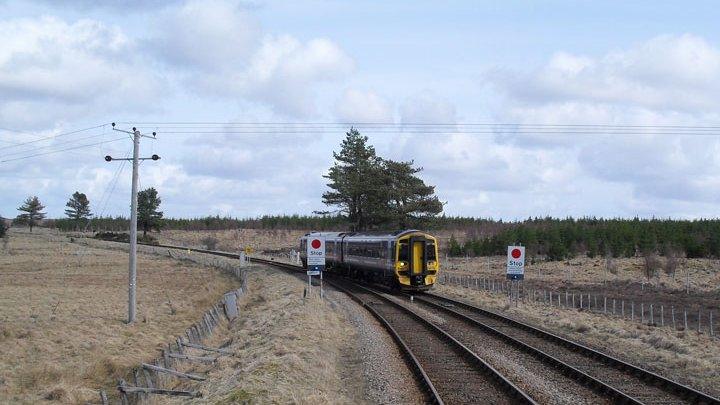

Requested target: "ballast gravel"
[{"left": 324, "top": 287, "right": 427, "bottom": 405}]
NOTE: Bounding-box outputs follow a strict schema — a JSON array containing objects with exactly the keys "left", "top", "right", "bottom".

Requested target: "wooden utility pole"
[{"left": 107, "top": 123, "right": 159, "bottom": 323}]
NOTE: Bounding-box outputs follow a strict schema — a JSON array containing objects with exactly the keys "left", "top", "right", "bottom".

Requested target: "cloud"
[
  {"left": 485, "top": 34, "right": 720, "bottom": 207},
  {"left": 491, "top": 34, "right": 720, "bottom": 113},
  {"left": 334, "top": 89, "right": 394, "bottom": 123},
  {"left": 400, "top": 91, "right": 456, "bottom": 124},
  {"left": 147, "top": 0, "right": 353, "bottom": 117},
  {"left": 0, "top": 16, "right": 164, "bottom": 128}
]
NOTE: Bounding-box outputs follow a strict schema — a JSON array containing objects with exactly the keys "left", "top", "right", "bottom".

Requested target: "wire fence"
[{"left": 439, "top": 272, "right": 716, "bottom": 339}]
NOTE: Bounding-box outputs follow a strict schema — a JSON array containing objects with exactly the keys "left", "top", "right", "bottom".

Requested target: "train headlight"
[{"left": 399, "top": 261, "right": 407, "bottom": 268}]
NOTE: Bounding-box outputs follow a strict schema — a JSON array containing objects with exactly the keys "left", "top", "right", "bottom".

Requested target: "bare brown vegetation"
[{"left": 0, "top": 229, "right": 240, "bottom": 403}]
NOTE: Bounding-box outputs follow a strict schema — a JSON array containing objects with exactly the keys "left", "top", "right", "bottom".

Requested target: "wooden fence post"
[
  {"left": 711, "top": 311, "right": 714, "bottom": 337},
  {"left": 641, "top": 303, "right": 645, "bottom": 324},
  {"left": 684, "top": 309, "right": 688, "bottom": 331},
  {"left": 612, "top": 299, "right": 616, "bottom": 316},
  {"left": 604, "top": 297, "right": 607, "bottom": 314},
  {"left": 650, "top": 304, "right": 654, "bottom": 325},
  {"left": 698, "top": 309, "right": 702, "bottom": 333},
  {"left": 672, "top": 306, "right": 676, "bottom": 329},
  {"left": 661, "top": 305, "right": 664, "bottom": 327},
  {"left": 631, "top": 302, "right": 635, "bottom": 322}
]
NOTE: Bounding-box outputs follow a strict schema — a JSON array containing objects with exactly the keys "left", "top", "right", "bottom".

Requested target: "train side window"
[{"left": 398, "top": 242, "right": 409, "bottom": 261}]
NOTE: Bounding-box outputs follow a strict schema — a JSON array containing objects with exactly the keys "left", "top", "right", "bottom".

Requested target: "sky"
[{"left": 1, "top": 0, "right": 720, "bottom": 220}]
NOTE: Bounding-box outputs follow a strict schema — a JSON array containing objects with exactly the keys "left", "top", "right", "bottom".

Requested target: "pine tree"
[
  {"left": 64, "top": 191, "right": 92, "bottom": 230},
  {"left": 382, "top": 159, "right": 443, "bottom": 228},
  {"left": 137, "top": 188, "right": 163, "bottom": 236},
  {"left": 16, "top": 196, "right": 46, "bottom": 232},
  {"left": 322, "top": 128, "right": 385, "bottom": 231}
]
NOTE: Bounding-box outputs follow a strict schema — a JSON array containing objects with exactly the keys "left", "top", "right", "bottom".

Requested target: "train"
[{"left": 299, "top": 230, "right": 440, "bottom": 291}]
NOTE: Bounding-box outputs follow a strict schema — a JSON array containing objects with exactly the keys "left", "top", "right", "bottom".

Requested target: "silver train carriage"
[{"left": 299, "top": 230, "right": 440, "bottom": 290}]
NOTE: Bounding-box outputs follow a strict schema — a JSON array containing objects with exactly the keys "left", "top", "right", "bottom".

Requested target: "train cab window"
[
  {"left": 427, "top": 244, "right": 437, "bottom": 260},
  {"left": 398, "top": 242, "right": 409, "bottom": 261}
]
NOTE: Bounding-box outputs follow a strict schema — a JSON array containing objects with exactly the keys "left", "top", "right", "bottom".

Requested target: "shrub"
[
  {"left": 643, "top": 253, "right": 662, "bottom": 281},
  {"left": 201, "top": 236, "right": 219, "bottom": 251},
  {"left": 93, "top": 232, "right": 158, "bottom": 245},
  {"left": 0, "top": 218, "right": 6, "bottom": 238}
]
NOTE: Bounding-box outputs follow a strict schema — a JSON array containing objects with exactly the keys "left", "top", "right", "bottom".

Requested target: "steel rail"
[
  {"left": 422, "top": 292, "right": 720, "bottom": 405},
  {"left": 334, "top": 280, "right": 536, "bottom": 404},
  {"left": 411, "top": 294, "right": 641, "bottom": 404}
]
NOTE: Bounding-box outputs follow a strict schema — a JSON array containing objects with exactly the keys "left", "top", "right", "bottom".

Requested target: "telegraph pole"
[{"left": 107, "top": 123, "right": 159, "bottom": 323}]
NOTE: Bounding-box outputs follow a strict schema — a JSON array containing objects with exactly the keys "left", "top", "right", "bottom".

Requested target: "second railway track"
[{"left": 414, "top": 292, "right": 720, "bottom": 405}]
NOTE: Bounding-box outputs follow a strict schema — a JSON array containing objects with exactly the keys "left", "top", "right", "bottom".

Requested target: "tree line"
[
  {"left": 8, "top": 188, "right": 163, "bottom": 235},
  {"left": 447, "top": 217, "right": 720, "bottom": 260}
]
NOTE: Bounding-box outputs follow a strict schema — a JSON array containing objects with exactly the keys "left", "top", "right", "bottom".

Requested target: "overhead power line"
[
  {"left": 0, "top": 123, "right": 109, "bottom": 151},
  {"left": 0, "top": 137, "right": 127, "bottom": 163},
  {"left": 124, "top": 122, "right": 720, "bottom": 136}
]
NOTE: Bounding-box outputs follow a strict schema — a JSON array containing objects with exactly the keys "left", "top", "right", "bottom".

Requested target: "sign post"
[
  {"left": 506, "top": 246, "right": 525, "bottom": 306},
  {"left": 306, "top": 236, "right": 325, "bottom": 298}
]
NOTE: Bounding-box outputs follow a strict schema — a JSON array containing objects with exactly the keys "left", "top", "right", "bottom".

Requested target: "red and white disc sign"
[{"left": 506, "top": 246, "right": 525, "bottom": 277}]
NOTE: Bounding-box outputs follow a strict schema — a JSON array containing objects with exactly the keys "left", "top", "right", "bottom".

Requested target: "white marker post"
[
  {"left": 306, "top": 236, "right": 325, "bottom": 298},
  {"left": 506, "top": 246, "right": 525, "bottom": 305}
]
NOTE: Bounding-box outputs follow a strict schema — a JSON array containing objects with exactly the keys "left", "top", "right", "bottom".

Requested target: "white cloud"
[
  {"left": 0, "top": 16, "right": 164, "bottom": 128},
  {"left": 486, "top": 34, "right": 720, "bottom": 208},
  {"left": 148, "top": 0, "right": 353, "bottom": 117},
  {"left": 334, "top": 88, "right": 394, "bottom": 123},
  {"left": 492, "top": 34, "right": 720, "bottom": 112},
  {"left": 400, "top": 91, "right": 456, "bottom": 124}
]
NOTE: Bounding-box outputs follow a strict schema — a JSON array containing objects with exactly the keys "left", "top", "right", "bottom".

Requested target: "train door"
[{"left": 407, "top": 236, "right": 430, "bottom": 286}]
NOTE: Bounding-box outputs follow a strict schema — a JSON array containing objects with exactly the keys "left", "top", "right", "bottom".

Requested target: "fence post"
[
  {"left": 631, "top": 302, "right": 635, "bottom": 322},
  {"left": 565, "top": 291, "right": 568, "bottom": 307},
  {"left": 604, "top": 296, "right": 607, "bottom": 314},
  {"left": 642, "top": 303, "right": 649, "bottom": 324},
  {"left": 622, "top": 300, "right": 625, "bottom": 318},
  {"left": 711, "top": 311, "right": 714, "bottom": 337},
  {"left": 672, "top": 306, "right": 676, "bottom": 329},
  {"left": 594, "top": 295, "right": 597, "bottom": 311},
  {"left": 613, "top": 299, "right": 616, "bottom": 316},
  {"left": 572, "top": 293, "right": 575, "bottom": 309},
  {"left": 580, "top": 294, "right": 583, "bottom": 309},
  {"left": 684, "top": 309, "right": 688, "bottom": 331},
  {"left": 661, "top": 305, "right": 664, "bottom": 327},
  {"left": 558, "top": 293, "right": 561, "bottom": 307},
  {"left": 698, "top": 309, "right": 702, "bottom": 333},
  {"left": 650, "top": 304, "right": 654, "bottom": 325}
]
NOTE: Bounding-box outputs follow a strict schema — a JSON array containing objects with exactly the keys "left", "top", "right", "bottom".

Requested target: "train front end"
[{"left": 394, "top": 231, "right": 439, "bottom": 290}]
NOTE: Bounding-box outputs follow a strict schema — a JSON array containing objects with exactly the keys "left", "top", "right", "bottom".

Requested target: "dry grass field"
[
  {"left": 0, "top": 229, "right": 241, "bottom": 404},
  {"left": 156, "top": 229, "right": 307, "bottom": 254},
  {"left": 444, "top": 255, "right": 720, "bottom": 293},
  {"left": 435, "top": 283, "right": 720, "bottom": 397},
  {"left": 164, "top": 268, "right": 367, "bottom": 404}
]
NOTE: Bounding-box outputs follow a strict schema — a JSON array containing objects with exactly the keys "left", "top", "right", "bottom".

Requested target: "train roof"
[{"left": 301, "top": 229, "right": 424, "bottom": 239}]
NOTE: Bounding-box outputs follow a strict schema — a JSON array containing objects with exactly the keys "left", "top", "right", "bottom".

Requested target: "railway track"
[
  {"left": 137, "top": 242, "right": 720, "bottom": 404},
  {"left": 329, "top": 279, "right": 535, "bottom": 404},
  {"left": 414, "top": 292, "right": 720, "bottom": 405}
]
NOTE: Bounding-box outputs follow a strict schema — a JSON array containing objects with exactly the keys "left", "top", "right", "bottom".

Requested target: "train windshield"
[
  {"left": 398, "top": 242, "right": 409, "bottom": 261},
  {"left": 427, "top": 244, "right": 436, "bottom": 260}
]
